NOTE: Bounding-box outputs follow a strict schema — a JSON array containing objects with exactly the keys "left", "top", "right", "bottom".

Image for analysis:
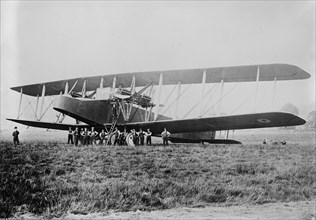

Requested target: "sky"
[{"left": 1, "top": 1, "right": 315, "bottom": 130}]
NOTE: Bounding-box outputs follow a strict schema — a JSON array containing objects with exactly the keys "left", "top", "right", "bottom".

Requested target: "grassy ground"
[{"left": 0, "top": 130, "right": 315, "bottom": 218}]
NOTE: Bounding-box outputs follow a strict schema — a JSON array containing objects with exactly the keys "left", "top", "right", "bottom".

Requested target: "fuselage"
[{"left": 53, "top": 95, "right": 170, "bottom": 126}]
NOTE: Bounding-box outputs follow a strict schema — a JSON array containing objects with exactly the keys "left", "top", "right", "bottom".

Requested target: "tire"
[{"left": 126, "top": 133, "right": 135, "bottom": 146}]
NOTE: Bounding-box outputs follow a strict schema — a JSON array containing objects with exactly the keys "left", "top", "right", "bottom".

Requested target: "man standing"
[
  {"left": 67, "top": 127, "right": 74, "bottom": 144},
  {"left": 131, "top": 129, "right": 138, "bottom": 145},
  {"left": 73, "top": 127, "right": 80, "bottom": 146},
  {"left": 138, "top": 128, "right": 145, "bottom": 145},
  {"left": 146, "top": 128, "right": 152, "bottom": 145},
  {"left": 81, "top": 128, "right": 89, "bottom": 145},
  {"left": 161, "top": 128, "right": 170, "bottom": 146},
  {"left": 89, "top": 127, "right": 98, "bottom": 146},
  {"left": 121, "top": 127, "right": 128, "bottom": 145},
  {"left": 12, "top": 127, "right": 20, "bottom": 146},
  {"left": 112, "top": 127, "right": 120, "bottom": 145},
  {"left": 99, "top": 129, "right": 108, "bottom": 145}
]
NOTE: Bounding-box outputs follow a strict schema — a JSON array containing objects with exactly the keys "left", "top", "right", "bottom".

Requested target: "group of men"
[
  {"left": 10, "top": 126, "right": 171, "bottom": 147},
  {"left": 67, "top": 126, "right": 171, "bottom": 146}
]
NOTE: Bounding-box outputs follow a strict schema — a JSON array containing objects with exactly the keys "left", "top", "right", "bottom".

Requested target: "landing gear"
[{"left": 126, "top": 133, "right": 135, "bottom": 146}]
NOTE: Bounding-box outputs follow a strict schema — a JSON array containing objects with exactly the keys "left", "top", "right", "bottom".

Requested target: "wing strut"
[
  {"left": 175, "top": 82, "right": 181, "bottom": 119},
  {"left": 154, "top": 73, "right": 163, "bottom": 120},
  {"left": 109, "top": 76, "right": 117, "bottom": 99},
  {"left": 100, "top": 77, "right": 104, "bottom": 88},
  {"left": 65, "top": 82, "right": 69, "bottom": 94},
  {"left": 219, "top": 78, "right": 224, "bottom": 115},
  {"left": 271, "top": 76, "right": 277, "bottom": 111},
  {"left": 17, "top": 88, "right": 23, "bottom": 119},
  {"left": 82, "top": 80, "right": 86, "bottom": 98},
  {"left": 218, "top": 79, "right": 224, "bottom": 138},
  {"left": 39, "top": 85, "right": 46, "bottom": 121},
  {"left": 56, "top": 91, "right": 63, "bottom": 122},
  {"left": 34, "top": 94, "right": 39, "bottom": 120},
  {"left": 147, "top": 86, "right": 155, "bottom": 122},
  {"left": 69, "top": 80, "right": 78, "bottom": 94},
  {"left": 145, "top": 84, "right": 154, "bottom": 122},
  {"left": 206, "top": 83, "right": 217, "bottom": 116},
  {"left": 199, "top": 70, "right": 206, "bottom": 117},
  {"left": 253, "top": 67, "right": 260, "bottom": 113},
  {"left": 226, "top": 130, "right": 229, "bottom": 139}
]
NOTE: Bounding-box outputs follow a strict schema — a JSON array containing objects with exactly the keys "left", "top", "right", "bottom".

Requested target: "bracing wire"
[
  {"left": 39, "top": 98, "right": 54, "bottom": 121},
  {"left": 200, "top": 83, "right": 219, "bottom": 116},
  {"left": 200, "top": 83, "right": 239, "bottom": 117},
  {"left": 26, "top": 96, "right": 37, "bottom": 118},
  {"left": 160, "top": 84, "right": 192, "bottom": 116},
  {"left": 183, "top": 83, "right": 219, "bottom": 119},
  {"left": 230, "top": 83, "right": 265, "bottom": 115},
  {"left": 156, "top": 83, "right": 178, "bottom": 116}
]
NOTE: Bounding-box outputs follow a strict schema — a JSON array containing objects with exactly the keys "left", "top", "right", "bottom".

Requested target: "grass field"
[{"left": 0, "top": 129, "right": 315, "bottom": 218}]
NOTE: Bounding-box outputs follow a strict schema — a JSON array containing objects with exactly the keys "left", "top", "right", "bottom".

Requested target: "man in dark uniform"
[
  {"left": 73, "top": 127, "right": 80, "bottom": 146},
  {"left": 138, "top": 128, "right": 145, "bottom": 145},
  {"left": 134, "top": 129, "right": 139, "bottom": 145},
  {"left": 81, "top": 128, "right": 89, "bottom": 145},
  {"left": 131, "top": 129, "right": 138, "bottom": 145},
  {"left": 120, "top": 127, "right": 128, "bottom": 145},
  {"left": 12, "top": 127, "right": 20, "bottom": 146},
  {"left": 67, "top": 127, "right": 74, "bottom": 144},
  {"left": 146, "top": 128, "right": 152, "bottom": 145}
]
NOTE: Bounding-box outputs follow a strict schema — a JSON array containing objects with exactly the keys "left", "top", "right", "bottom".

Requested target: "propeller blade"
[
  {"left": 135, "top": 82, "right": 153, "bottom": 96},
  {"left": 130, "top": 76, "right": 136, "bottom": 95},
  {"left": 87, "top": 90, "right": 97, "bottom": 98},
  {"left": 113, "top": 94, "right": 130, "bottom": 100}
]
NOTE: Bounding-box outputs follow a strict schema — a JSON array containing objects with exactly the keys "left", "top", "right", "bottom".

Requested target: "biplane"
[{"left": 7, "top": 63, "right": 310, "bottom": 145}]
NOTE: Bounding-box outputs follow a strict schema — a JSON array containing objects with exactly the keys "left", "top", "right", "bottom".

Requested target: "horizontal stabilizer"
[{"left": 11, "top": 64, "right": 310, "bottom": 96}]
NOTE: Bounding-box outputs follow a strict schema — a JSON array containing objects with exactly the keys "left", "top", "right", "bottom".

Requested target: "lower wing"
[
  {"left": 7, "top": 112, "right": 305, "bottom": 133},
  {"left": 6, "top": 119, "right": 109, "bottom": 130},
  {"left": 124, "top": 112, "right": 305, "bottom": 134}
]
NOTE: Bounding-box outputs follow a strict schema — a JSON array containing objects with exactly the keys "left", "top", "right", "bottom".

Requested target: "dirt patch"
[{"left": 16, "top": 200, "right": 315, "bottom": 219}]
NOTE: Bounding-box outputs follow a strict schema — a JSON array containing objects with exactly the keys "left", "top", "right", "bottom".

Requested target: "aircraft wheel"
[
  {"left": 106, "top": 134, "right": 115, "bottom": 145},
  {"left": 126, "top": 133, "right": 135, "bottom": 146},
  {"left": 109, "top": 134, "right": 117, "bottom": 145}
]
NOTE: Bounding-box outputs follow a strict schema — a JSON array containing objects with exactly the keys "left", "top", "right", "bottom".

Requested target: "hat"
[{"left": 14, "top": 127, "right": 17, "bottom": 129}]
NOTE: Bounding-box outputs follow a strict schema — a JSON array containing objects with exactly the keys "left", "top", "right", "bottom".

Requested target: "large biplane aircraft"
[{"left": 7, "top": 64, "right": 310, "bottom": 145}]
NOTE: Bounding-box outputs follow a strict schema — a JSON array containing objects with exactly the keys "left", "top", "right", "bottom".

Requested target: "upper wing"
[
  {"left": 11, "top": 64, "right": 310, "bottom": 96},
  {"left": 123, "top": 112, "right": 306, "bottom": 134}
]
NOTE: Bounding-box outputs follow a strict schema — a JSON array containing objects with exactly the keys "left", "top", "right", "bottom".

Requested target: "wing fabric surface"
[
  {"left": 6, "top": 119, "right": 109, "bottom": 131},
  {"left": 123, "top": 112, "right": 305, "bottom": 134},
  {"left": 7, "top": 112, "right": 305, "bottom": 133},
  {"left": 11, "top": 64, "right": 310, "bottom": 96}
]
